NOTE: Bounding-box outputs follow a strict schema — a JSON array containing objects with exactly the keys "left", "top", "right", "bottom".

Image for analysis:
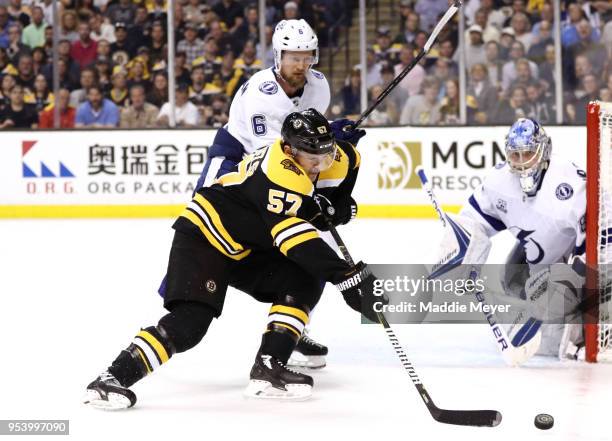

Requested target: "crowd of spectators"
[
  {"left": 336, "top": 0, "right": 612, "bottom": 126},
  {"left": 0, "top": 0, "right": 343, "bottom": 128},
  {"left": 0, "top": 0, "right": 610, "bottom": 129}
]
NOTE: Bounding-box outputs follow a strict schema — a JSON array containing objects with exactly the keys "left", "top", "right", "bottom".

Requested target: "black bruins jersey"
[{"left": 173, "top": 139, "right": 361, "bottom": 283}]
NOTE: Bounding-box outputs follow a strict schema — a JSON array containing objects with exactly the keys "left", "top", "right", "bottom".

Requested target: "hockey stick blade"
[{"left": 430, "top": 405, "right": 502, "bottom": 427}]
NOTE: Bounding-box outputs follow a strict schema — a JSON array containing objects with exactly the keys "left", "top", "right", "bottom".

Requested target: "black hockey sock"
[
  {"left": 109, "top": 326, "right": 174, "bottom": 387},
  {"left": 261, "top": 304, "right": 310, "bottom": 363}
]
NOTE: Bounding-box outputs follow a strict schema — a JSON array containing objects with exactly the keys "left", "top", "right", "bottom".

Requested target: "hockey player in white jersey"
[
  {"left": 161, "top": 19, "right": 366, "bottom": 369},
  {"left": 434, "top": 118, "right": 587, "bottom": 363}
]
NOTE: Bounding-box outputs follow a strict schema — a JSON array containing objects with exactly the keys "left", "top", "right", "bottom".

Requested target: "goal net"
[{"left": 586, "top": 101, "right": 612, "bottom": 362}]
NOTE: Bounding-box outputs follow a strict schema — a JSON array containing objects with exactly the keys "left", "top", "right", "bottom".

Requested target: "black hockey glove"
[
  {"left": 334, "top": 262, "right": 388, "bottom": 323},
  {"left": 310, "top": 194, "right": 358, "bottom": 231},
  {"left": 330, "top": 118, "right": 366, "bottom": 146}
]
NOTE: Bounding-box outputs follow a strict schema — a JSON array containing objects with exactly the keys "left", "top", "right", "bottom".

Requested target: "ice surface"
[{"left": 0, "top": 218, "right": 609, "bottom": 441}]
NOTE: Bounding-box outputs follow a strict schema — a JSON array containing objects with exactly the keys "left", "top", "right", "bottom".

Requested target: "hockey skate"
[
  {"left": 83, "top": 371, "right": 137, "bottom": 410},
  {"left": 287, "top": 334, "right": 328, "bottom": 369},
  {"left": 244, "top": 353, "right": 313, "bottom": 401}
]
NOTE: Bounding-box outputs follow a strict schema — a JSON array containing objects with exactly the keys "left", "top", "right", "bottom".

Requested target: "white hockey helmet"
[{"left": 272, "top": 19, "right": 319, "bottom": 71}]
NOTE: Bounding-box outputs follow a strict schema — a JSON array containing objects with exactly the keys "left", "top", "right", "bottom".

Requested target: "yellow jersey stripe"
[
  {"left": 279, "top": 231, "right": 319, "bottom": 256},
  {"left": 137, "top": 330, "right": 170, "bottom": 364},
  {"left": 193, "top": 194, "right": 245, "bottom": 251},
  {"left": 135, "top": 347, "right": 152, "bottom": 373},
  {"left": 271, "top": 217, "right": 304, "bottom": 239},
  {"left": 352, "top": 144, "right": 361, "bottom": 169},
  {"left": 180, "top": 209, "right": 251, "bottom": 260},
  {"left": 269, "top": 305, "right": 309, "bottom": 325}
]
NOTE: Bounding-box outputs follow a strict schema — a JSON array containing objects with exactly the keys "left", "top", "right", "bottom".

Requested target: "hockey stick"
[
  {"left": 415, "top": 166, "right": 542, "bottom": 366},
  {"left": 323, "top": 219, "right": 502, "bottom": 427},
  {"left": 351, "top": 0, "right": 463, "bottom": 129}
]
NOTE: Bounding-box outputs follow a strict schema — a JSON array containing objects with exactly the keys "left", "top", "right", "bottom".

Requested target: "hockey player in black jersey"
[{"left": 83, "top": 109, "right": 382, "bottom": 408}]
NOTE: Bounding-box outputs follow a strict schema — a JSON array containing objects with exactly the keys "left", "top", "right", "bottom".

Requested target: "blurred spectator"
[
  {"left": 6, "top": 23, "right": 29, "bottom": 63},
  {"left": 206, "top": 19, "right": 237, "bottom": 57},
  {"left": 120, "top": 84, "right": 158, "bottom": 128},
  {"left": 75, "top": 84, "right": 120, "bottom": 127},
  {"left": 562, "top": 3, "right": 587, "bottom": 47},
  {"left": 188, "top": 65, "right": 209, "bottom": 107},
  {"left": 499, "top": 27, "right": 515, "bottom": 60},
  {"left": 396, "top": 12, "right": 420, "bottom": 45},
  {"left": 480, "top": 0, "right": 506, "bottom": 30},
  {"left": 31, "top": 47, "right": 47, "bottom": 75},
  {"left": 193, "top": 36, "right": 223, "bottom": 84},
  {"left": 395, "top": 43, "right": 424, "bottom": 96},
  {"left": 70, "top": 66, "right": 97, "bottom": 107},
  {"left": 0, "top": 7, "right": 10, "bottom": 49},
  {"left": 76, "top": 0, "right": 100, "bottom": 22},
  {"left": 183, "top": 0, "right": 207, "bottom": 26},
  {"left": 157, "top": 83, "right": 199, "bottom": 128},
  {"left": 128, "top": 6, "right": 151, "bottom": 50},
  {"left": 359, "top": 47, "right": 383, "bottom": 88},
  {"left": 502, "top": 0, "right": 531, "bottom": 27},
  {"left": 525, "top": 81, "right": 553, "bottom": 124},
  {"left": 148, "top": 20, "right": 165, "bottom": 67},
  {"left": 438, "top": 39, "right": 458, "bottom": 74},
  {"left": 202, "top": 94, "right": 229, "bottom": 128},
  {"left": 493, "top": 85, "right": 528, "bottom": 123},
  {"left": 147, "top": 0, "right": 167, "bottom": 23},
  {"left": 509, "top": 58, "right": 538, "bottom": 91},
  {"left": 126, "top": 56, "right": 150, "bottom": 91},
  {"left": 71, "top": 22, "right": 97, "bottom": 69},
  {"left": 213, "top": 0, "right": 244, "bottom": 35},
  {"left": 399, "top": 77, "right": 441, "bottom": 125},
  {"left": 60, "top": 10, "right": 79, "bottom": 42},
  {"left": 38, "top": 88, "right": 76, "bottom": 128},
  {"left": 96, "top": 38, "right": 111, "bottom": 59},
  {"left": 107, "top": 66, "right": 129, "bottom": 107},
  {"left": 89, "top": 12, "right": 115, "bottom": 43},
  {"left": 501, "top": 41, "right": 538, "bottom": 93},
  {"left": 429, "top": 57, "right": 454, "bottom": 98},
  {"left": 0, "top": 84, "right": 38, "bottom": 128},
  {"left": 0, "top": 47, "right": 12, "bottom": 73},
  {"left": 173, "top": 51, "right": 191, "bottom": 85},
  {"left": 527, "top": 19, "right": 552, "bottom": 64},
  {"left": 22, "top": 6, "right": 46, "bottom": 50},
  {"left": 380, "top": 63, "right": 407, "bottom": 122},
  {"left": 475, "top": 7, "right": 500, "bottom": 43},
  {"left": 340, "top": 69, "right": 361, "bottom": 117},
  {"left": 373, "top": 26, "right": 401, "bottom": 64},
  {"left": 16, "top": 53, "right": 35, "bottom": 91},
  {"left": 537, "top": 43, "right": 556, "bottom": 89},
  {"left": 414, "top": 0, "right": 447, "bottom": 32},
  {"left": 105, "top": 0, "right": 137, "bottom": 27},
  {"left": 29, "top": 73, "right": 53, "bottom": 112},
  {"left": 510, "top": 12, "right": 534, "bottom": 52},
  {"left": 367, "top": 84, "right": 396, "bottom": 126},
  {"left": 218, "top": 51, "right": 241, "bottom": 97},
  {"left": 565, "top": 20, "right": 607, "bottom": 80},
  {"left": 234, "top": 39, "right": 263, "bottom": 78},
  {"left": 234, "top": 4, "right": 259, "bottom": 48},
  {"left": 397, "top": 0, "right": 414, "bottom": 33},
  {"left": 439, "top": 79, "right": 460, "bottom": 124},
  {"left": 283, "top": 1, "right": 299, "bottom": 20},
  {"left": 39, "top": 0, "right": 54, "bottom": 26},
  {"left": 256, "top": 25, "right": 274, "bottom": 68},
  {"left": 568, "top": 73, "right": 601, "bottom": 124},
  {"left": 583, "top": 1, "right": 612, "bottom": 31},
  {"left": 177, "top": 22, "right": 204, "bottom": 67},
  {"left": 7, "top": 0, "right": 30, "bottom": 28},
  {"left": 465, "top": 25, "right": 487, "bottom": 70},
  {"left": 110, "top": 21, "right": 136, "bottom": 59},
  {"left": 0, "top": 74, "right": 16, "bottom": 109},
  {"left": 467, "top": 63, "right": 498, "bottom": 124},
  {"left": 93, "top": 56, "right": 111, "bottom": 91},
  {"left": 146, "top": 71, "right": 168, "bottom": 107},
  {"left": 531, "top": 2, "right": 553, "bottom": 36}
]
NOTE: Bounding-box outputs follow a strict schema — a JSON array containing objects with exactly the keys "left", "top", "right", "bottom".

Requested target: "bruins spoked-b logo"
[
  {"left": 281, "top": 158, "right": 303, "bottom": 175},
  {"left": 205, "top": 279, "right": 217, "bottom": 294},
  {"left": 378, "top": 141, "right": 422, "bottom": 189}
]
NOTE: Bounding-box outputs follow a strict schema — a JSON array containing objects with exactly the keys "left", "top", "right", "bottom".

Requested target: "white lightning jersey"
[
  {"left": 226, "top": 67, "right": 331, "bottom": 154},
  {"left": 461, "top": 156, "right": 586, "bottom": 265}
]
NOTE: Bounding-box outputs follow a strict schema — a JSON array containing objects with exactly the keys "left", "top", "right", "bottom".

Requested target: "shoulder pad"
[
  {"left": 311, "top": 69, "right": 325, "bottom": 80},
  {"left": 261, "top": 140, "right": 314, "bottom": 196}
]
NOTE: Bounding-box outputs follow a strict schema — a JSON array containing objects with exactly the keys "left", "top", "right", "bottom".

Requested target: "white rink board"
[{"left": 0, "top": 126, "right": 586, "bottom": 215}]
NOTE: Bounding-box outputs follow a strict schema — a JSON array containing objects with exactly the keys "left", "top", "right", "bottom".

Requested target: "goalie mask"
[
  {"left": 281, "top": 108, "right": 336, "bottom": 173},
  {"left": 505, "top": 118, "right": 551, "bottom": 196}
]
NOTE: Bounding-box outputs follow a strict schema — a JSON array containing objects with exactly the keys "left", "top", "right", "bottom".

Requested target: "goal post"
[{"left": 585, "top": 101, "right": 612, "bottom": 362}]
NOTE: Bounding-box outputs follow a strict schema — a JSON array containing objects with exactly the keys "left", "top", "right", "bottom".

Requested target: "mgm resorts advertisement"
[{"left": 0, "top": 125, "right": 585, "bottom": 218}]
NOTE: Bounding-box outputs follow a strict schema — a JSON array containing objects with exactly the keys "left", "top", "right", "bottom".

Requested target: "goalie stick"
[
  {"left": 415, "top": 166, "right": 543, "bottom": 366},
  {"left": 351, "top": 0, "right": 463, "bottom": 129},
  {"left": 323, "top": 218, "right": 502, "bottom": 427}
]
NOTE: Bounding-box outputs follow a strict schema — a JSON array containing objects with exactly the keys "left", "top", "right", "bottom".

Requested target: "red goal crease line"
[{"left": 0, "top": 204, "right": 463, "bottom": 219}]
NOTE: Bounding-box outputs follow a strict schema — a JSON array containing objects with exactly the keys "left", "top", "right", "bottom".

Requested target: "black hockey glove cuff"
[{"left": 334, "top": 262, "right": 388, "bottom": 322}]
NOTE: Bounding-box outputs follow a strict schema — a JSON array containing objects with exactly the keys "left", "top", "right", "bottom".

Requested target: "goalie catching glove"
[{"left": 334, "top": 262, "right": 388, "bottom": 322}]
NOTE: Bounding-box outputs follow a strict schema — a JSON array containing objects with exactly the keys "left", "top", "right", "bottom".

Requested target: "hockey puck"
[{"left": 534, "top": 413, "right": 554, "bottom": 430}]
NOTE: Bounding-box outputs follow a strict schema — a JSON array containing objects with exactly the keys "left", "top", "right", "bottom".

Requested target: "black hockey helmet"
[{"left": 281, "top": 108, "right": 335, "bottom": 155}]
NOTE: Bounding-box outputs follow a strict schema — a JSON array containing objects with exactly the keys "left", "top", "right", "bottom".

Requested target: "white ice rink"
[{"left": 1, "top": 218, "right": 610, "bottom": 441}]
